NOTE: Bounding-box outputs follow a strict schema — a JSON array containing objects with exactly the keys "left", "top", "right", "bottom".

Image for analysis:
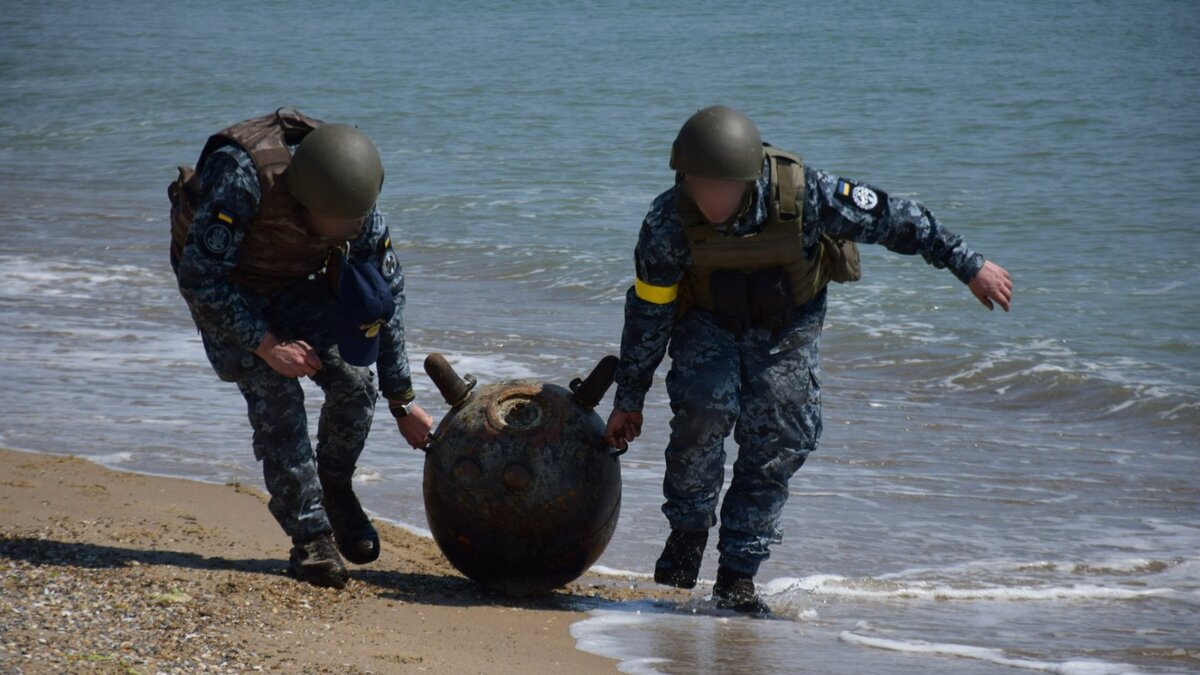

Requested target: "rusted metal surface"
[{"left": 421, "top": 355, "right": 622, "bottom": 597}]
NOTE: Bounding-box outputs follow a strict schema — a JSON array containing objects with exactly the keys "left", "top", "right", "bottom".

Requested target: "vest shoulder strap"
[
  {"left": 764, "top": 145, "right": 804, "bottom": 223},
  {"left": 197, "top": 108, "right": 325, "bottom": 182}
]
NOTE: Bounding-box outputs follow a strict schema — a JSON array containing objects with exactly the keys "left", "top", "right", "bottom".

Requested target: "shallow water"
[{"left": 1, "top": 1, "right": 1198, "bottom": 672}]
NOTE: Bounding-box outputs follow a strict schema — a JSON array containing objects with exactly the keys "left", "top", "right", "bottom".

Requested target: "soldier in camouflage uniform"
[
  {"left": 169, "top": 110, "right": 434, "bottom": 589},
  {"left": 605, "top": 106, "right": 1013, "bottom": 614}
]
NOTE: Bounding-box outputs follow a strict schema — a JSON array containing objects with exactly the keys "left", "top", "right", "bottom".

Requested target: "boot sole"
[{"left": 288, "top": 562, "right": 349, "bottom": 589}]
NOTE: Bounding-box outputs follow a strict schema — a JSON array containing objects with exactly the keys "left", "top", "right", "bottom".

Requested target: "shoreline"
[{"left": 0, "top": 447, "right": 684, "bottom": 673}]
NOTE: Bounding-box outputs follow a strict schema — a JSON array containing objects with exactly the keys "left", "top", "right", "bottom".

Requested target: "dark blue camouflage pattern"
[
  {"left": 174, "top": 144, "right": 413, "bottom": 398},
  {"left": 236, "top": 280, "right": 379, "bottom": 542},
  {"left": 662, "top": 293, "right": 825, "bottom": 575},
  {"left": 173, "top": 143, "right": 411, "bottom": 542},
  {"left": 614, "top": 152, "right": 987, "bottom": 575}
]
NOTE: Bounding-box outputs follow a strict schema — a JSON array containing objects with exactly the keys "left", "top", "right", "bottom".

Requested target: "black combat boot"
[
  {"left": 654, "top": 529, "right": 708, "bottom": 589},
  {"left": 713, "top": 565, "right": 771, "bottom": 616},
  {"left": 319, "top": 477, "right": 380, "bottom": 565},
  {"left": 288, "top": 533, "right": 349, "bottom": 589}
]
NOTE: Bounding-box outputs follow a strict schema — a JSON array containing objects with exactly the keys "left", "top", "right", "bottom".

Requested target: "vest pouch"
[
  {"left": 169, "top": 165, "right": 200, "bottom": 221},
  {"left": 747, "top": 267, "right": 795, "bottom": 336},
  {"left": 168, "top": 165, "right": 202, "bottom": 269},
  {"left": 821, "top": 233, "right": 862, "bottom": 283},
  {"left": 708, "top": 270, "right": 752, "bottom": 338}
]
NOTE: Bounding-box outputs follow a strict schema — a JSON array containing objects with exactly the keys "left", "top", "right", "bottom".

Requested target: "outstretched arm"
[{"left": 804, "top": 166, "right": 1012, "bottom": 311}]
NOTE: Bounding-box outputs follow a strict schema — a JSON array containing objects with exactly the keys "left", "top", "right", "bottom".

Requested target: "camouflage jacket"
[
  {"left": 613, "top": 159, "right": 985, "bottom": 412},
  {"left": 175, "top": 144, "right": 414, "bottom": 400}
]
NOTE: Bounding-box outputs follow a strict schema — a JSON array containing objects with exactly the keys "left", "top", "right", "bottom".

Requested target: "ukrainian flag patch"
[{"left": 834, "top": 178, "right": 886, "bottom": 215}]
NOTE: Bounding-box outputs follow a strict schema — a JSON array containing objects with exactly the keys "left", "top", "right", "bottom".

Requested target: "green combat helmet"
[
  {"left": 669, "top": 105, "right": 764, "bottom": 182},
  {"left": 287, "top": 124, "right": 384, "bottom": 218}
]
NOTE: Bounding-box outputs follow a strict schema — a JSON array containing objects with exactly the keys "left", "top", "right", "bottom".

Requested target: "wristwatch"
[{"left": 388, "top": 398, "right": 417, "bottom": 418}]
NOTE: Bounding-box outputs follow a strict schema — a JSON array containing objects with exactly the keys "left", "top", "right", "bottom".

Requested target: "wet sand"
[{"left": 0, "top": 448, "right": 682, "bottom": 673}]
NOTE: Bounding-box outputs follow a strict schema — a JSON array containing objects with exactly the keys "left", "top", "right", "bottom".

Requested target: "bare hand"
[
  {"left": 968, "top": 261, "right": 1013, "bottom": 312},
  {"left": 396, "top": 404, "right": 434, "bottom": 449},
  {"left": 604, "top": 409, "right": 644, "bottom": 452},
  {"left": 253, "top": 333, "right": 322, "bottom": 378}
]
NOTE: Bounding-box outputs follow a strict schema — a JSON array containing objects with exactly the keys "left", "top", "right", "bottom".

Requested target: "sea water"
[{"left": 1, "top": 1, "right": 1197, "bottom": 672}]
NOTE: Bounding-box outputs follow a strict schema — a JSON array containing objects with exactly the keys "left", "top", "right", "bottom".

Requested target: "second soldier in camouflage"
[
  {"left": 170, "top": 110, "right": 435, "bottom": 589},
  {"left": 605, "top": 106, "right": 1014, "bottom": 614}
]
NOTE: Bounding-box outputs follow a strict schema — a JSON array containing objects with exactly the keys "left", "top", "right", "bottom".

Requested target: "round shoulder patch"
[
  {"left": 381, "top": 248, "right": 399, "bottom": 280},
  {"left": 851, "top": 186, "right": 879, "bottom": 211},
  {"left": 202, "top": 222, "right": 232, "bottom": 255}
]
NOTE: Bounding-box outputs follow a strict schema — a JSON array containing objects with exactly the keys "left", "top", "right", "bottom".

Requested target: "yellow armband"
[{"left": 634, "top": 278, "right": 678, "bottom": 305}]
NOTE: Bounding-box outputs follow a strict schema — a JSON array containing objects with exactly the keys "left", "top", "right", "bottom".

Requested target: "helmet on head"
[
  {"left": 669, "top": 105, "right": 763, "bottom": 182},
  {"left": 286, "top": 124, "right": 384, "bottom": 219}
]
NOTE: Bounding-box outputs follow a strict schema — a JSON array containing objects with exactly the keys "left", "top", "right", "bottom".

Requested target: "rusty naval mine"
[{"left": 420, "top": 353, "right": 623, "bottom": 597}]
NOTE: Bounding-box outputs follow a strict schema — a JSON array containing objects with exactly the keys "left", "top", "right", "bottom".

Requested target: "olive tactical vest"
[
  {"left": 169, "top": 109, "right": 344, "bottom": 294},
  {"left": 676, "top": 146, "right": 861, "bottom": 316}
]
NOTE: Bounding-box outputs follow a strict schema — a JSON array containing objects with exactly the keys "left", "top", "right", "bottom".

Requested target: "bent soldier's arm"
[
  {"left": 613, "top": 194, "right": 690, "bottom": 413},
  {"left": 349, "top": 209, "right": 414, "bottom": 401},
  {"left": 804, "top": 166, "right": 985, "bottom": 284},
  {"left": 176, "top": 146, "right": 270, "bottom": 350}
]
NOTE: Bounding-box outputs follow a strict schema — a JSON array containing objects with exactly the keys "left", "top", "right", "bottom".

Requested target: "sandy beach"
[{"left": 0, "top": 447, "right": 682, "bottom": 674}]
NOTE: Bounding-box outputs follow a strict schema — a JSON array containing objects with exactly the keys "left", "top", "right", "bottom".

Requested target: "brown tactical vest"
[
  {"left": 676, "top": 146, "right": 861, "bottom": 316},
  {"left": 169, "top": 109, "right": 344, "bottom": 294}
]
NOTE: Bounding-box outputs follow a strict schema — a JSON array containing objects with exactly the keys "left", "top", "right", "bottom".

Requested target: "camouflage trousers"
[
  {"left": 663, "top": 292, "right": 826, "bottom": 576},
  {"left": 206, "top": 277, "right": 378, "bottom": 543}
]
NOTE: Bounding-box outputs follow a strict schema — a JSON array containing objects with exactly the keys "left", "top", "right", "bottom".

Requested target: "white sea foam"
[
  {"left": 570, "top": 608, "right": 670, "bottom": 675},
  {"left": 352, "top": 469, "right": 385, "bottom": 484},
  {"left": 838, "top": 632, "right": 1144, "bottom": 674},
  {"left": 371, "top": 516, "right": 433, "bottom": 540},
  {"left": 877, "top": 556, "right": 1190, "bottom": 580},
  {"left": 88, "top": 450, "right": 135, "bottom": 465},
  {"left": 1129, "top": 281, "right": 1185, "bottom": 296},
  {"left": 123, "top": 418, "right": 193, "bottom": 427},
  {"left": 761, "top": 575, "right": 1174, "bottom": 602},
  {"left": 0, "top": 255, "right": 163, "bottom": 298},
  {"left": 588, "top": 565, "right": 654, "bottom": 581},
  {"left": 407, "top": 349, "right": 538, "bottom": 381}
]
